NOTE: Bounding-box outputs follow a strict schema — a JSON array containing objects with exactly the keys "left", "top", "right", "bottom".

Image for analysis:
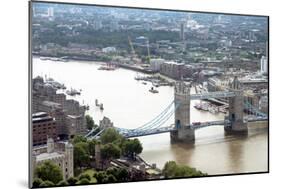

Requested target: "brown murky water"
[{"left": 33, "top": 58, "right": 268, "bottom": 175}]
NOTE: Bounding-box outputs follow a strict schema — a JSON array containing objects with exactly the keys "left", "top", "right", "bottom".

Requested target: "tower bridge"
[{"left": 86, "top": 76, "right": 268, "bottom": 142}]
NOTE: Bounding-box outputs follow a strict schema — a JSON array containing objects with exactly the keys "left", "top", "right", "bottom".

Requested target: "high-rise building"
[
  {"left": 47, "top": 7, "right": 54, "bottom": 17},
  {"left": 260, "top": 56, "right": 268, "bottom": 74},
  {"left": 160, "top": 61, "right": 185, "bottom": 80},
  {"left": 180, "top": 22, "right": 185, "bottom": 41},
  {"left": 150, "top": 58, "right": 165, "bottom": 71},
  {"left": 110, "top": 20, "right": 119, "bottom": 32},
  {"left": 93, "top": 20, "right": 103, "bottom": 30},
  {"left": 249, "top": 30, "right": 256, "bottom": 42},
  {"left": 265, "top": 41, "right": 268, "bottom": 57},
  {"left": 32, "top": 7, "right": 36, "bottom": 17}
]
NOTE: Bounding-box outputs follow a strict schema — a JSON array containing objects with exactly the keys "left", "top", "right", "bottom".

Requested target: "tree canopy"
[
  {"left": 73, "top": 142, "right": 90, "bottom": 169},
  {"left": 72, "top": 135, "right": 87, "bottom": 144},
  {"left": 122, "top": 138, "right": 143, "bottom": 159},
  {"left": 76, "top": 178, "right": 91, "bottom": 185},
  {"left": 100, "top": 128, "right": 123, "bottom": 144},
  {"left": 163, "top": 161, "right": 207, "bottom": 178},
  {"left": 100, "top": 143, "right": 121, "bottom": 160},
  {"left": 85, "top": 115, "right": 97, "bottom": 130},
  {"left": 57, "top": 180, "right": 68, "bottom": 186},
  {"left": 78, "top": 173, "right": 91, "bottom": 181},
  {"left": 32, "top": 178, "right": 43, "bottom": 188},
  {"left": 39, "top": 180, "right": 55, "bottom": 187},
  {"left": 87, "top": 139, "right": 97, "bottom": 157},
  {"left": 106, "top": 167, "right": 129, "bottom": 182},
  {"left": 67, "top": 177, "right": 78, "bottom": 185},
  {"left": 35, "top": 160, "right": 63, "bottom": 184}
]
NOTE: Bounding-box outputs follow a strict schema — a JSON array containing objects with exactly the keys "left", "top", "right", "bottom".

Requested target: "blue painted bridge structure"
[{"left": 86, "top": 77, "right": 268, "bottom": 142}]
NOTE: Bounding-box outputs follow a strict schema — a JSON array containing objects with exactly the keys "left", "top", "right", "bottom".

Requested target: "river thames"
[{"left": 33, "top": 58, "right": 268, "bottom": 175}]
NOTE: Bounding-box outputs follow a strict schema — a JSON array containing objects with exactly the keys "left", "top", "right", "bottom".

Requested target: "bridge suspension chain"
[
  {"left": 85, "top": 126, "right": 101, "bottom": 138},
  {"left": 117, "top": 102, "right": 180, "bottom": 135},
  {"left": 115, "top": 100, "right": 176, "bottom": 132}
]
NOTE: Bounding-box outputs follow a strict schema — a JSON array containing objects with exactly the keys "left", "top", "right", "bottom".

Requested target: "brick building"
[{"left": 32, "top": 112, "right": 57, "bottom": 146}]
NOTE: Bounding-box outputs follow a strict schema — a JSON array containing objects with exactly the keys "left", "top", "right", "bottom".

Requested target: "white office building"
[
  {"left": 102, "top": 47, "right": 116, "bottom": 53},
  {"left": 260, "top": 56, "right": 268, "bottom": 74},
  {"left": 150, "top": 58, "right": 165, "bottom": 71},
  {"left": 47, "top": 7, "right": 54, "bottom": 17}
]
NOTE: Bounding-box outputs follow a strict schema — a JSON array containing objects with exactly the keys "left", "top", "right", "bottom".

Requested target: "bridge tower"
[
  {"left": 170, "top": 81, "right": 195, "bottom": 142},
  {"left": 225, "top": 76, "right": 248, "bottom": 134}
]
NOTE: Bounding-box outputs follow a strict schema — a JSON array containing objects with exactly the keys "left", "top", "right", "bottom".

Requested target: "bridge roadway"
[
  {"left": 247, "top": 117, "right": 268, "bottom": 122},
  {"left": 121, "top": 120, "right": 228, "bottom": 138},
  {"left": 190, "top": 91, "right": 236, "bottom": 100},
  {"left": 121, "top": 117, "right": 267, "bottom": 138},
  {"left": 85, "top": 116, "right": 268, "bottom": 139}
]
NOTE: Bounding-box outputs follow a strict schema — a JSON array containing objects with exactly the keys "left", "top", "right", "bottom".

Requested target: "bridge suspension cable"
[
  {"left": 85, "top": 126, "right": 101, "bottom": 138},
  {"left": 88, "top": 128, "right": 105, "bottom": 140},
  {"left": 115, "top": 100, "right": 175, "bottom": 132},
  {"left": 117, "top": 102, "right": 180, "bottom": 135}
]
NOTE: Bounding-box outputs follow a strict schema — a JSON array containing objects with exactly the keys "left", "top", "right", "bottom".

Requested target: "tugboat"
[
  {"left": 100, "top": 103, "right": 104, "bottom": 110},
  {"left": 149, "top": 87, "right": 159, "bottom": 93}
]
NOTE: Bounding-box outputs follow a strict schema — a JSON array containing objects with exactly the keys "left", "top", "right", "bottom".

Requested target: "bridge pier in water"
[
  {"left": 170, "top": 82, "right": 195, "bottom": 142},
  {"left": 171, "top": 77, "right": 249, "bottom": 143},
  {"left": 225, "top": 76, "right": 248, "bottom": 134}
]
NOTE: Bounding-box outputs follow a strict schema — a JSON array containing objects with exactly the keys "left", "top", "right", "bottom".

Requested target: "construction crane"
[
  {"left": 146, "top": 40, "right": 151, "bottom": 64},
  {"left": 128, "top": 36, "right": 136, "bottom": 57}
]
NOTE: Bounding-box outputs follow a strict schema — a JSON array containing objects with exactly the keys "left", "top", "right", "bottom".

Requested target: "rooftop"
[
  {"left": 32, "top": 115, "right": 54, "bottom": 123},
  {"left": 164, "top": 61, "right": 184, "bottom": 65},
  {"left": 32, "top": 112, "right": 48, "bottom": 118},
  {"left": 42, "top": 100, "right": 61, "bottom": 108},
  {"left": 36, "top": 152, "right": 64, "bottom": 162},
  {"left": 67, "top": 114, "right": 82, "bottom": 119}
]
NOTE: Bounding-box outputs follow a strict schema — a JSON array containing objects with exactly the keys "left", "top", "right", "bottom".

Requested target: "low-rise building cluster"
[{"left": 32, "top": 76, "right": 87, "bottom": 145}]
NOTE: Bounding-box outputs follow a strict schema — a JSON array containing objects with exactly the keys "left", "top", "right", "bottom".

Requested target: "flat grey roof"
[{"left": 36, "top": 152, "right": 64, "bottom": 161}]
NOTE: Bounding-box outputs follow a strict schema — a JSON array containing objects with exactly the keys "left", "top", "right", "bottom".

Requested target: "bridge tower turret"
[
  {"left": 170, "top": 81, "right": 195, "bottom": 142},
  {"left": 225, "top": 76, "right": 248, "bottom": 134}
]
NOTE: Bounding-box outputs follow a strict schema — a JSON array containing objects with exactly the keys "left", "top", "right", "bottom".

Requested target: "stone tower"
[
  {"left": 47, "top": 137, "right": 55, "bottom": 153},
  {"left": 170, "top": 82, "right": 195, "bottom": 142},
  {"left": 225, "top": 76, "right": 248, "bottom": 133},
  {"left": 30, "top": 152, "right": 37, "bottom": 186},
  {"left": 95, "top": 143, "right": 102, "bottom": 170},
  {"left": 65, "top": 142, "right": 74, "bottom": 178}
]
